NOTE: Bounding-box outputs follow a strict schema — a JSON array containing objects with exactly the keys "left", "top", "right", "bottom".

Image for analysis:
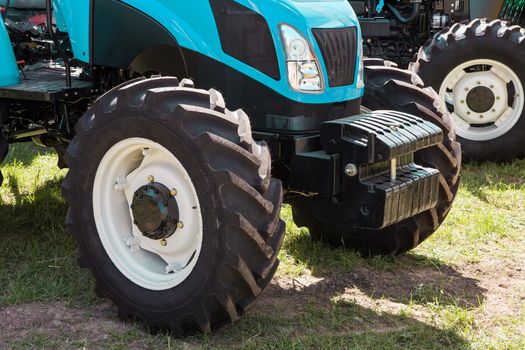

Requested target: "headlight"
[
  {"left": 279, "top": 24, "right": 324, "bottom": 93},
  {"left": 357, "top": 38, "right": 364, "bottom": 89}
]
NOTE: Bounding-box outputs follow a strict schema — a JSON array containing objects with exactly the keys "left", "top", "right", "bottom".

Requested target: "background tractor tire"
[
  {"left": 62, "top": 77, "right": 285, "bottom": 335},
  {"left": 291, "top": 60, "right": 461, "bottom": 255},
  {"left": 411, "top": 19, "right": 525, "bottom": 162}
]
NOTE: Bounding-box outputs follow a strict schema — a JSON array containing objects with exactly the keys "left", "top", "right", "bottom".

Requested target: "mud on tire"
[
  {"left": 291, "top": 60, "right": 461, "bottom": 255},
  {"left": 62, "top": 77, "right": 285, "bottom": 334}
]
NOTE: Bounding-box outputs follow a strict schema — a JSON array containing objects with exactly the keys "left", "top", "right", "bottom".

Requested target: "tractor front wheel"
[{"left": 62, "top": 77, "right": 285, "bottom": 334}]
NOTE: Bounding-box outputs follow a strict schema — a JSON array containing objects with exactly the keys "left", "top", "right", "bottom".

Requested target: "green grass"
[{"left": 1, "top": 143, "right": 525, "bottom": 349}]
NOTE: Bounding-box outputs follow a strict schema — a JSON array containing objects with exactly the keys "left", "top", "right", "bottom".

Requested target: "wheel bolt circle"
[{"left": 131, "top": 182, "right": 180, "bottom": 240}]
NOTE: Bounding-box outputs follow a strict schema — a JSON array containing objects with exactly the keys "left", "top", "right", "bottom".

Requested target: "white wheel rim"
[
  {"left": 93, "top": 138, "right": 203, "bottom": 291},
  {"left": 439, "top": 59, "right": 524, "bottom": 141}
]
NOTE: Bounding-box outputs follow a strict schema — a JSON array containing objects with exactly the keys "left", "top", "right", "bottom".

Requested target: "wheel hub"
[
  {"left": 131, "top": 182, "right": 179, "bottom": 240},
  {"left": 440, "top": 60, "right": 525, "bottom": 142},
  {"left": 466, "top": 86, "right": 495, "bottom": 113}
]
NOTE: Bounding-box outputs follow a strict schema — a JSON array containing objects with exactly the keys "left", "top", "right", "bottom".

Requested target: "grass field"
[{"left": 1, "top": 143, "right": 524, "bottom": 349}]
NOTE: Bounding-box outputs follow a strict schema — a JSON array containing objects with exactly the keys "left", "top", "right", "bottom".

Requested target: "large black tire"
[
  {"left": 291, "top": 60, "right": 461, "bottom": 255},
  {"left": 411, "top": 19, "right": 525, "bottom": 161},
  {"left": 62, "top": 77, "right": 285, "bottom": 335}
]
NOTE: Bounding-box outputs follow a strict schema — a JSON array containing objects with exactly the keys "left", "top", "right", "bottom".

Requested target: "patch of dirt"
[
  {"left": 460, "top": 255, "right": 525, "bottom": 319},
  {"left": 263, "top": 251, "right": 525, "bottom": 327},
  {"left": 1, "top": 253, "right": 524, "bottom": 347},
  {"left": 0, "top": 301, "right": 126, "bottom": 349}
]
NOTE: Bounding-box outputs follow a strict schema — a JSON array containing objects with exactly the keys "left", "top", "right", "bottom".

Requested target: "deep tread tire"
[
  {"left": 411, "top": 18, "right": 525, "bottom": 161},
  {"left": 62, "top": 77, "right": 285, "bottom": 335},
  {"left": 291, "top": 60, "right": 461, "bottom": 255}
]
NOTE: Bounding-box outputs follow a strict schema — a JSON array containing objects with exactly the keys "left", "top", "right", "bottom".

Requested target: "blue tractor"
[{"left": 0, "top": 0, "right": 460, "bottom": 334}]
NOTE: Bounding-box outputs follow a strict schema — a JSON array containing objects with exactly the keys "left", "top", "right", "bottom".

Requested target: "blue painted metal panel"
[
  {"left": 0, "top": 17, "right": 20, "bottom": 87},
  {"left": 53, "top": 0, "right": 90, "bottom": 63},
  {"left": 54, "top": 0, "right": 363, "bottom": 104},
  {"left": 120, "top": 0, "right": 363, "bottom": 103}
]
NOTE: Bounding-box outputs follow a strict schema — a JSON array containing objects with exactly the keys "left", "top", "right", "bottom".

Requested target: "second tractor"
[{"left": 353, "top": 0, "right": 525, "bottom": 161}]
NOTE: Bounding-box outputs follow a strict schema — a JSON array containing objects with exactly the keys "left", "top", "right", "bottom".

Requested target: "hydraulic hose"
[{"left": 386, "top": 0, "right": 421, "bottom": 24}]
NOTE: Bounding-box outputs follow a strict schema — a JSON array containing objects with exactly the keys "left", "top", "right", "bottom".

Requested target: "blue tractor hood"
[
  {"left": 265, "top": 0, "right": 359, "bottom": 29},
  {"left": 56, "top": 0, "right": 363, "bottom": 104}
]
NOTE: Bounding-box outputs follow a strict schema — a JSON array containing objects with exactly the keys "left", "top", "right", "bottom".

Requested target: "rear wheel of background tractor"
[
  {"left": 411, "top": 19, "right": 525, "bottom": 161},
  {"left": 62, "top": 77, "right": 285, "bottom": 334},
  {"left": 291, "top": 59, "right": 461, "bottom": 255}
]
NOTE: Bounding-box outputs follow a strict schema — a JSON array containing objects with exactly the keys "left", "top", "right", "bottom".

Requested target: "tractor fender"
[
  {"left": 91, "top": 0, "right": 185, "bottom": 76},
  {"left": 0, "top": 17, "right": 20, "bottom": 88}
]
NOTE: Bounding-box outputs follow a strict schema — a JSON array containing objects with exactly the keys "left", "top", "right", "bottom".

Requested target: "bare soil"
[{"left": 2, "top": 252, "right": 523, "bottom": 348}]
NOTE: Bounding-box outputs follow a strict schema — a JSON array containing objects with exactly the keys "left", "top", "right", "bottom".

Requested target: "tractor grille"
[{"left": 312, "top": 27, "right": 357, "bottom": 87}]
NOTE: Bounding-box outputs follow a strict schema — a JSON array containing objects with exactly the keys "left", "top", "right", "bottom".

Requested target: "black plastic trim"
[{"left": 209, "top": 0, "right": 280, "bottom": 80}]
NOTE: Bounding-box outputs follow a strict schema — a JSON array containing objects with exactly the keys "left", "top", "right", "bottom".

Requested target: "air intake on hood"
[
  {"left": 209, "top": 0, "right": 280, "bottom": 80},
  {"left": 313, "top": 27, "right": 358, "bottom": 87}
]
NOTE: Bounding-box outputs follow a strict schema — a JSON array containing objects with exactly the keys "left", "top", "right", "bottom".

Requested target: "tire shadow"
[{"left": 283, "top": 226, "right": 487, "bottom": 310}]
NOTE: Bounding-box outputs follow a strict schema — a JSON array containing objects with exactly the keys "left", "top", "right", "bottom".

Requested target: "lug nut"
[
  {"left": 147, "top": 175, "right": 154, "bottom": 183},
  {"left": 177, "top": 221, "right": 184, "bottom": 229},
  {"left": 345, "top": 163, "right": 358, "bottom": 177},
  {"left": 160, "top": 239, "right": 167, "bottom": 247},
  {"left": 170, "top": 188, "right": 178, "bottom": 196}
]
